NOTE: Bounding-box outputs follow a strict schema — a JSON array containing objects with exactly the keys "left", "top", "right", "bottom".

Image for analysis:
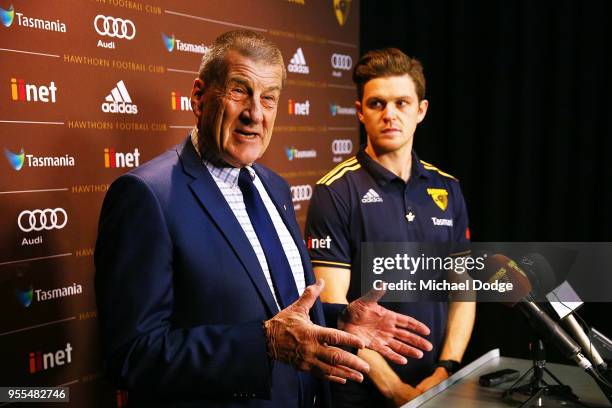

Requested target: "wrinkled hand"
[
  {"left": 415, "top": 367, "right": 449, "bottom": 393},
  {"left": 264, "top": 279, "right": 370, "bottom": 384},
  {"left": 339, "top": 288, "right": 433, "bottom": 364}
]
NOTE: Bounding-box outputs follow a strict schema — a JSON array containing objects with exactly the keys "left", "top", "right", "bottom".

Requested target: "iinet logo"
[
  {"left": 29, "top": 343, "right": 73, "bottom": 374},
  {"left": 288, "top": 99, "right": 310, "bottom": 116},
  {"left": 104, "top": 147, "right": 140, "bottom": 168},
  {"left": 101, "top": 80, "right": 138, "bottom": 114},
  {"left": 307, "top": 236, "right": 331, "bottom": 249},
  {"left": 10, "top": 78, "right": 57, "bottom": 103},
  {"left": 171, "top": 91, "right": 190, "bottom": 111}
]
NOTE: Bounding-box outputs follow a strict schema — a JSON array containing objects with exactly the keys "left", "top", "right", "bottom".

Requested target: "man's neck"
[
  {"left": 192, "top": 127, "right": 235, "bottom": 168},
  {"left": 365, "top": 143, "right": 413, "bottom": 182}
]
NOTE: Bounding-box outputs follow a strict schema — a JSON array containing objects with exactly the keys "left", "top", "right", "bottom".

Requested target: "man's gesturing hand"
[
  {"left": 339, "top": 289, "right": 433, "bottom": 364},
  {"left": 264, "top": 279, "right": 370, "bottom": 384}
]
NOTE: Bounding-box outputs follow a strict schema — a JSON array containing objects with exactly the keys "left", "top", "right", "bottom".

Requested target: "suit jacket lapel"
[{"left": 178, "top": 139, "right": 279, "bottom": 316}]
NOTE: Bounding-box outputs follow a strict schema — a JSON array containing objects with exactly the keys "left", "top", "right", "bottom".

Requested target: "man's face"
[
  {"left": 192, "top": 51, "right": 283, "bottom": 167},
  {"left": 356, "top": 74, "right": 428, "bottom": 155}
]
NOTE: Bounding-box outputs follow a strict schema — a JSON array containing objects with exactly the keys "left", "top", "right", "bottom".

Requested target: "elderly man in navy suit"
[{"left": 94, "top": 30, "right": 432, "bottom": 407}]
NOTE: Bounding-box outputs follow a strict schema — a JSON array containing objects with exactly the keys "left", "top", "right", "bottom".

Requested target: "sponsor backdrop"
[{"left": 0, "top": 1, "right": 359, "bottom": 406}]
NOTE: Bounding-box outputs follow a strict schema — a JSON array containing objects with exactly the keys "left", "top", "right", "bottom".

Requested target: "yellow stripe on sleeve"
[
  {"left": 420, "top": 160, "right": 458, "bottom": 180},
  {"left": 324, "top": 163, "right": 361, "bottom": 186},
  {"left": 317, "top": 157, "right": 357, "bottom": 184},
  {"left": 311, "top": 260, "right": 352, "bottom": 268}
]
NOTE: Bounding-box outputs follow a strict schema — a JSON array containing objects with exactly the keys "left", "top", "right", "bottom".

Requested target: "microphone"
[
  {"left": 520, "top": 253, "right": 608, "bottom": 372},
  {"left": 473, "top": 254, "right": 592, "bottom": 371},
  {"left": 517, "top": 252, "right": 557, "bottom": 297},
  {"left": 476, "top": 254, "right": 612, "bottom": 405}
]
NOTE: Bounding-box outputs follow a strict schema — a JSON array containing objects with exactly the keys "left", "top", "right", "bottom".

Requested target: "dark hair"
[
  {"left": 198, "top": 30, "right": 286, "bottom": 86},
  {"left": 352, "top": 48, "right": 426, "bottom": 101}
]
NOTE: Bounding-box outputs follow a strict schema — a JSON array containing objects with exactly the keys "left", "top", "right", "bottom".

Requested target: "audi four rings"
[
  {"left": 331, "top": 53, "right": 353, "bottom": 70},
  {"left": 332, "top": 139, "right": 353, "bottom": 155},
  {"left": 94, "top": 15, "right": 136, "bottom": 39},
  {"left": 18, "top": 209, "right": 68, "bottom": 232},
  {"left": 290, "top": 185, "right": 313, "bottom": 202}
]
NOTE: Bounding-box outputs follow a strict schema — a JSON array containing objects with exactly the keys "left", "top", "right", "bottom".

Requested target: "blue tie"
[{"left": 238, "top": 168, "right": 299, "bottom": 309}]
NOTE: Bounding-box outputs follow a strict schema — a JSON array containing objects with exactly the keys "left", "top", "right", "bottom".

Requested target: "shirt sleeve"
[
  {"left": 304, "top": 184, "right": 352, "bottom": 269},
  {"left": 450, "top": 180, "right": 471, "bottom": 256}
]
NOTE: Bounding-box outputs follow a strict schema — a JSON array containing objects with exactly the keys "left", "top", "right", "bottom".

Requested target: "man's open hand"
[
  {"left": 264, "top": 279, "right": 371, "bottom": 384},
  {"left": 339, "top": 289, "right": 433, "bottom": 364}
]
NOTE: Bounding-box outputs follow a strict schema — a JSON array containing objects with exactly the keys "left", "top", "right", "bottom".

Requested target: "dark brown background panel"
[{"left": 0, "top": 0, "right": 359, "bottom": 405}]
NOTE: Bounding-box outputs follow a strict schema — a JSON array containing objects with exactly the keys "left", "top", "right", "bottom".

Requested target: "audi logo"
[
  {"left": 331, "top": 53, "right": 353, "bottom": 70},
  {"left": 94, "top": 15, "right": 136, "bottom": 40},
  {"left": 18, "top": 208, "right": 68, "bottom": 232},
  {"left": 332, "top": 139, "right": 353, "bottom": 155},
  {"left": 290, "top": 185, "right": 313, "bottom": 202}
]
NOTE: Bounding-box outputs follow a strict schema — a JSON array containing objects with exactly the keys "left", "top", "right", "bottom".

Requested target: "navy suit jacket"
[{"left": 94, "top": 137, "right": 331, "bottom": 407}]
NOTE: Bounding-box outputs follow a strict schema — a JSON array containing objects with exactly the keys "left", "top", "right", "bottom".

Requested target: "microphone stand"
[{"left": 504, "top": 339, "right": 580, "bottom": 407}]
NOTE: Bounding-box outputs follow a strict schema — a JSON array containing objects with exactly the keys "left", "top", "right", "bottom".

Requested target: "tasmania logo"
[
  {"left": 162, "top": 32, "right": 208, "bottom": 54},
  {"left": 1, "top": 4, "right": 67, "bottom": 32},
  {"left": 1, "top": 4, "right": 14, "bottom": 27}
]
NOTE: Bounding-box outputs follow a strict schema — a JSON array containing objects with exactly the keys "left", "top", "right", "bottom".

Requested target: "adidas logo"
[
  {"left": 101, "top": 80, "right": 138, "bottom": 114},
  {"left": 287, "top": 48, "right": 309, "bottom": 74},
  {"left": 361, "top": 188, "right": 383, "bottom": 203}
]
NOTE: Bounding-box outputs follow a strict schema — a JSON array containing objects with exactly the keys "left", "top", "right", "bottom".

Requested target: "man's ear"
[
  {"left": 191, "top": 78, "right": 205, "bottom": 118},
  {"left": 417, "top": 99, "right": 429, "bottom": 124},
  {"left": 355, "top": 100, "right": 364, "bottom": 123}
]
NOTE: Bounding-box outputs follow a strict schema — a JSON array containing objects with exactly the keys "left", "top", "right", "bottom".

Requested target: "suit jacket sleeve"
[{"left": 94, "top": 173, "right": 272, "bottom": 398}]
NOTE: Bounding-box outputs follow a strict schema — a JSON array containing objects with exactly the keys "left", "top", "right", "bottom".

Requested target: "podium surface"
[{"left": 404, "top": 351, "right": 610, "bottom": 407}]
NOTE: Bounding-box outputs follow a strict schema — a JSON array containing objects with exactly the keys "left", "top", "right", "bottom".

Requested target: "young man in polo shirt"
[{"left": 305, "top": 48, "right": 475, "bottom": 407}]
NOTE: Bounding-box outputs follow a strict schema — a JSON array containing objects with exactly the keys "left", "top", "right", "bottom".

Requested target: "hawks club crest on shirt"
[{"left": 427, "top": 188, "right": 448, "bottom": 211}]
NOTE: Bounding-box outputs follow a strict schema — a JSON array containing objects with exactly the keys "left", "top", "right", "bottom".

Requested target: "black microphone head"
[
  {"left": 519, "top": 253, "right": 557, "bottom": 297},
  {"left": 538, "top": 246, "right": 578, "bottom": 282},
  {"left": 476, "top": 254, "right": 533, "bottom": 306}
]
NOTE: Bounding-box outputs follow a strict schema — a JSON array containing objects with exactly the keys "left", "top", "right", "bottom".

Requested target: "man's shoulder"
[
  {"left": 131, "top": 144, "right": 181, "bottom": 180},
  {"left": 308, "top": 156, "right": 364, "bottom": 214},
  {"left": 315, "top": 156, "right": 363, "bottom": 191},
  {"left": 109, "top": 141, "right": 186, "bottom": 199},
  {"left": 418, "top": 158, "right": 462, "bottom": 187},
  {"left": 417, "top": 158, "right": 467, "bottom": 211},
  {"left": 253, "top": 162, "right": 289, "bottom": 189}
]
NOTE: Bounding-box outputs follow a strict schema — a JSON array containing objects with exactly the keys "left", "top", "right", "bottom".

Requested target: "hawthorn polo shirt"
[{"left": 305, "top": 148, "right": 470, "bottom": 386}]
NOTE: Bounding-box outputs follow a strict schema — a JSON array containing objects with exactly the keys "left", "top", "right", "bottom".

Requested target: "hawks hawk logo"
[
  {"left": 427, "top": 188, "right": 448, "bottom": 211},
  {"left": 333, "top": 0, "right": 351, "bottom": 26}
]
